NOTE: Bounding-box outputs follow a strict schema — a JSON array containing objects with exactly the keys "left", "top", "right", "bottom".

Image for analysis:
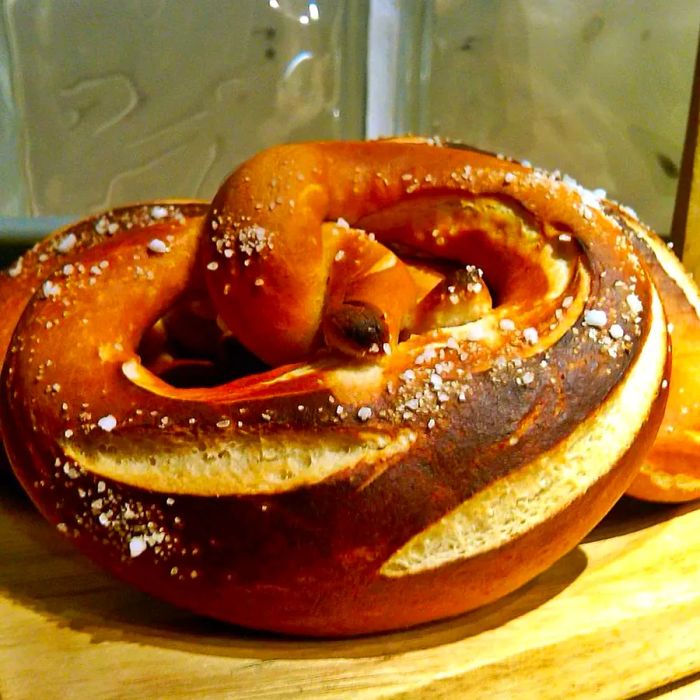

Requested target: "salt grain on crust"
[
  {"left": 583, "top": 309, "right": 607, "bottom": 328},
  {"left": 357, "top": 406, "right": 372, "bottom": 421},
  {"left": 7, "top": 259, "right": 22, "bottom": 277},
  {"left": 41, "top": 280, "right": 61, "bottom": 298},
  {"left": 129, "top": 536, "right": 148, "bottom": 558},
  {"left": 609, "top": 324, "right": 624, "bottom": 340},
  {"left": 237, "top": 226, "right": 271, "bottom": 256},
  {"left": 523, "top": 327, "right": 539, "bottom": 345},
  {"left": 626, "top": 293, "right": 643, "bottom": 316},
  {"left": 97, "top": 415, "right": 117, "bottom": 432},
  {"left": 150, "top": 205, "right": 169, "bottom": 220},
  {"left": 55, "top": 233, "right": 77, "bottom": 254},
  {"left": 147, "top": 239, "right": 169, "bottom": 254},
  {"left": 430, "top": 373, "right": 443, "bottom": 389},
  {"left": 521, "top": 371, "right": 535, "bottom": 385}
]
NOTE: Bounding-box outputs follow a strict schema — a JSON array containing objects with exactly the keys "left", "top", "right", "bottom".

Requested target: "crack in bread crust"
[{"left": 382, "top": 283, "right": 667, "bottom": 575}]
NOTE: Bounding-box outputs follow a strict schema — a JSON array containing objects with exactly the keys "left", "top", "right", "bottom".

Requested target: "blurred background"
[{"left": 0, "top": 0, "right": 698, "bottom": 245}]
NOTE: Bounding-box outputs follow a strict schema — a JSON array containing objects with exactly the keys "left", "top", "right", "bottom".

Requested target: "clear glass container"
[
  {"left": 1, "top": 0, "right": 367, "bottom": 219},
  {"left": 397, "top": 0, "right": 700, "bottom": 235},
  {"left": 1, "top": 0, "right": 697, "bottom": 242}
]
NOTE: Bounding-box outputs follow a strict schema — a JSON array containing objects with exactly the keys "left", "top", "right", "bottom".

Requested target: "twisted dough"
[{"left": 0, "top": 140, "right": 695, "bottom": 635}]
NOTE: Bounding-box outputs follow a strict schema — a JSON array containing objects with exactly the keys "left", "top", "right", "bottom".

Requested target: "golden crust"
[
  {"left": 604, "top": 204, "right": 700, "bottom": 502},
  {"left": 0, "top": 141, "right": 680, "bottom": 635}
]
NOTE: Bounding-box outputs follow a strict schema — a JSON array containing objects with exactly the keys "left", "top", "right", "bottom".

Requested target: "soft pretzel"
[{"left": 0, "top": 139, "right": 693, "bottom": 637}]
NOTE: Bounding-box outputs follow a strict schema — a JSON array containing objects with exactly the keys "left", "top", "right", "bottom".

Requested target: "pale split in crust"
[{"left": 382, "top": 283, "right": 666, "bottom": 575}]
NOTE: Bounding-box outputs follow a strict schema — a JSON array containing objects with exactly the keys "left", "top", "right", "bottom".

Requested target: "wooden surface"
[{"left": 0, "top": 468, "right": 699, "bottom": 700}]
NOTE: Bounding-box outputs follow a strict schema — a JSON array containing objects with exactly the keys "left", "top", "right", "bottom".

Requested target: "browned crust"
[
  {"left": 0, "top": 142, "right": 675, "bottom": 635},
  {"left": 607, "top": 204, "right": 700, "bottom": 502}
]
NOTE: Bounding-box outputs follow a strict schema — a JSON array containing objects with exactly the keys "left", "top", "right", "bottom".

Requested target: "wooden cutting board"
[{"left": 0, "top": 467, "right": 698, "bottom": 700}]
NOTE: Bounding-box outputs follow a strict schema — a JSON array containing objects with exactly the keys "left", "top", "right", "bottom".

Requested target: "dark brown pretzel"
[{"left": 0, "top": 140, "right": 689, "bottom": 636}]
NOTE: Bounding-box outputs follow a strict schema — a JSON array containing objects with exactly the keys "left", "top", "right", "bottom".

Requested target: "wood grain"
[{"left": 0, "top": 468, "right": 698, "bottom": 700}]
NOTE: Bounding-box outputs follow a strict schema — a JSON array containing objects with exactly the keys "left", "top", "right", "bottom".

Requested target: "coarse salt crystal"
[
  {"left": 147, "top": 238, "right": 169, "bottom": 254},
  {"left": 499, "top": 318, "right": 515, "bottom": 332},
  {"left": 626, "top": 293, "right": 643, "bottom": 316},
  {"left": 95, "top": 217, "right": 110, "bottom": 234},
  {"left": 336, "top": 217, "right": 350, "bottom": 229},
  {"left": 55, "top": 233, "right": 77, "bottom": 254},
  {"left": 7, "top": 259, "right": 22, "bottom": 277},
  {"left": 609, "top": 324, "right": 624, "bottom": 340},
  {"left": 129, "top": 536, "right": 148, "bottom": 558},
  {"left": 42, "top": 280, "right": 61, "bottom": 298},
  {"left": 562, "top": 296, "right": 574, "bottom": 309},
  {"left": 357, "top": 406, "right": 372, "bottom": 421},
  {"left": 583, "top": 309, "right": 607, "bottom": 328},
  {"left": 97, "top": 415, "right": 117, "bottom": 432},
  {"left": 150, "top": 205, "right": 169, "bottom": 220},
  {"left": 523, "top": 327, "right": 539, "bottom": 344}
]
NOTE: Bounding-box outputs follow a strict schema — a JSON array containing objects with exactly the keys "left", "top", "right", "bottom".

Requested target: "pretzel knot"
[{"left": 0, "top": 140, "right": 697, "bottom": 636}]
